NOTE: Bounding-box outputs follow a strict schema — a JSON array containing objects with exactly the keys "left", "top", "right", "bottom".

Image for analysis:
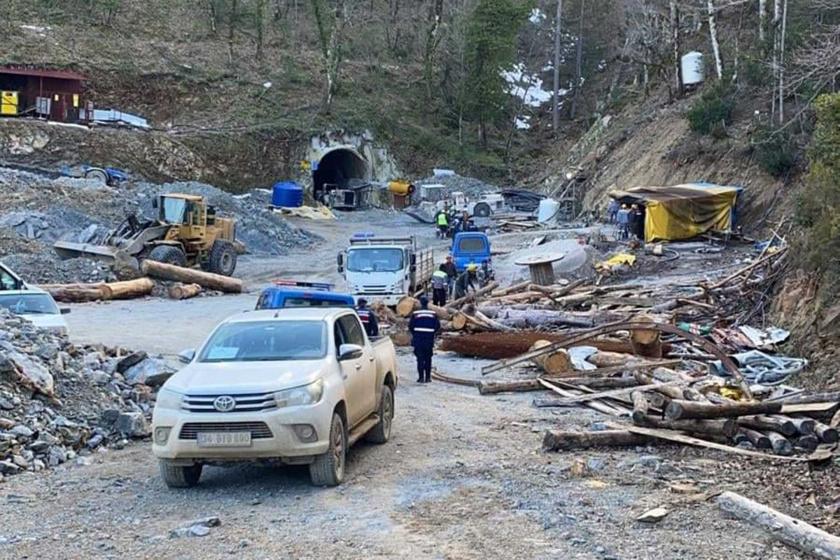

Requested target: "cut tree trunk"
[
  {"left": 446, "top": 281, "right": 499, "bottom": 310},
  {"left": 542, "top": 429, "right": 654, "bottom": 451},
  {"left": 631, "top": 391, "right": 650, "bottom": 424},
  {"left": 765, "top": 430, "right": 793, "bottom": 456},
  {"left": 814, "top": 422, "right": 839, "bottom": 444},
  {"left": 140, "top": 260, "right": 242, "bottom": 293},
  {"left": 168, "top": 283, "right": 203, "bottom": 300},
  {"left": 100, "top": 278, "right": 155, "bottom": 300},
  {"left": 396, "top": 296, "right": 418, "bottom": 317},
  {"left": 738, "top": 415, "right": 797, "bottom": 437},
  {"left": 637, "top": 416, "right": 738, "bottom": 438},
  {"left": 630, "top": 315, "right": 663, "bottom": 358},
  {"left": 450, "top": 312, "right": 468, "bottom": 331},
  {"left": 529, "top": 340, "right": 571, "bottom": 376},
  {"left": 42, "top": 284, "right": 108, "bottom": 303},
  {"left": 477, "top": 379, "right": 542, "bottom": 395},
  {"left": 717, "top": 491, "right": 840, "bottom": 560},
  {"left": 477, "top": 308, "right": 595, "bottom": 329},
  {"left": 666, "top": 399, "right": 782, "bottom": 421},
  {"left": 739, "top": 428, "right": 772, "bottom": 450},
  {"left": 551, "top": 377, "right": 640, "bottom": 389}
]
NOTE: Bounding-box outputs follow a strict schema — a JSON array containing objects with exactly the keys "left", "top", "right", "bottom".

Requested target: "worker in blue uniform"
[
  {"left": 408, "top": 295, "right": 441, "bottom": 383},
  {"left": 355, "top": 298, "right": 379, "bottom": 337}
]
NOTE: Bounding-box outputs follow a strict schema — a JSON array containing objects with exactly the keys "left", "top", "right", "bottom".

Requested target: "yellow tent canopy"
[{"left": 609, "top": 183, "right": 742, "bottom": 242}]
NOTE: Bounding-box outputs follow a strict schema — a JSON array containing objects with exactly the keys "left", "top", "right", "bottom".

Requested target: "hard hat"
[{"left": 467, "top": 263, "right": 478, "bottom": 272}]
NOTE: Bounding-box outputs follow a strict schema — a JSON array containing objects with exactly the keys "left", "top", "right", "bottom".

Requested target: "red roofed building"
[{"left": 0, "top": 66, "right": 88, "bottom": 123}]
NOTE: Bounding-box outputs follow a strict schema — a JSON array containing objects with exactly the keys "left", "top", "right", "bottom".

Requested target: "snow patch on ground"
[{"left": 501, "top": 63, "right": 559, "bottom": 108}]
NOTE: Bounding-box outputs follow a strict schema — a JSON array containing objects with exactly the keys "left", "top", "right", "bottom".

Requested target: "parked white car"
[
  {"left": 0, "top": 262, "right": 69, "bottom": 334},
  {"left": 152, "top": 307, "right": 398, "bottom": 487}
]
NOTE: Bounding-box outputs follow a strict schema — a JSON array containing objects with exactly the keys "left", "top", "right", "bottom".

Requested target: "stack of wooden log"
[
  {"left": 476, "top": 364, "right": 839, "bottom": 460},
  {"left": 39, "top": 260, "right": 243, "bottom": 303}
]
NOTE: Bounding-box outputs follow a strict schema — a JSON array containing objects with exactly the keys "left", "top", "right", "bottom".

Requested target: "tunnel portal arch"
[{"left": 312, "top": 147, "right": 370, "bottom": 202}]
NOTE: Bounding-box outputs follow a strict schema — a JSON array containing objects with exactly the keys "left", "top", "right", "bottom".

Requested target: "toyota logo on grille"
[{"left": 213, "top": 395, "right": 236, "bottom": 412}]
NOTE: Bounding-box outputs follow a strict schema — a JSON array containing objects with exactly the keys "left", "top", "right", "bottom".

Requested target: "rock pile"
[
  {"left": 0, "top": 311, "right": 172, "bottom": 479},
  {"left": 0, "top": 166, "right": 315, "bottom": 284}
]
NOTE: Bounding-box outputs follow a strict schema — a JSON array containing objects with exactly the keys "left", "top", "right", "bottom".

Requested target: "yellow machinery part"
[
  {"left": 1, "top": 91, "right": 19, "bottom": 116},
  {"left": 388, "top": 180, "right": 414, "bottom": 196}
]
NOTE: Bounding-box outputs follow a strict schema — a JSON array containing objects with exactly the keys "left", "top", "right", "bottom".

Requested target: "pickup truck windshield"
[
  {"left": 456, "top": 237, "right": 487, "bottom": 252},
  {"left": 199, "top": 321, "right": 327, "bottom": 362},
  {"left": 0, "top": 294, "right": 60, "bottom": 315},
  {"left": 347, "top": 248, "right": 404, "bottom": 272}
]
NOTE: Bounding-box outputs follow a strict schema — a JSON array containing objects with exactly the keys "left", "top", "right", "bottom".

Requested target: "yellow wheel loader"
[{"left": 54, "top": 194, "right": 239, "bottom": 276}]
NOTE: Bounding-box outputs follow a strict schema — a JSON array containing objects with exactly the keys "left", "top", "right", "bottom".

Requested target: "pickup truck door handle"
[
  {"left": 355, "top": 363, "right": 362, "bottom": 370},
  {"left": 368, "top": 356, "right": 375, "bottom": 362}
]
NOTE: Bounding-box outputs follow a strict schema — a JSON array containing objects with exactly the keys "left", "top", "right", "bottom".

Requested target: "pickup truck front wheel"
[
  {"left": 159, "top": 461, "right": 202, "bottom": 488},
  {"left": 309, "top": 413, "right": 346, "bottom": 487},
  {"left": 366, "top": 385, "right": 394, "bottom": 444}
]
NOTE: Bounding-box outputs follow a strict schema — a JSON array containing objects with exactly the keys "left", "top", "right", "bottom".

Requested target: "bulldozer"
[{"left": 54, "top": 193, "right": 239, "bottom": 276}]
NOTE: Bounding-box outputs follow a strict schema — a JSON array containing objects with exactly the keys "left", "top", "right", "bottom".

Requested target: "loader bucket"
[{"left": 53, "top": 240, "right": 121, "bottom": 261}]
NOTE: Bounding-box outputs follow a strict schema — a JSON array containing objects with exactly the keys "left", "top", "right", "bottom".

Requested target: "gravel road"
[{"left": 0, "top": 211, "right": 825, "bottom": 559}]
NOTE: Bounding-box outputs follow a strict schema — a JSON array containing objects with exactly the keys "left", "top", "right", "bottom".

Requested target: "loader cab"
[{"left": 155, "top": 194, "right": 208, "bottom": 241}]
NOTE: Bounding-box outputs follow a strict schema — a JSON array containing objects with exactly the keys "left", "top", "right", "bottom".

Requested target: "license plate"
[{"left": 196, "top": 432, "right": 252, "bottom": 447}]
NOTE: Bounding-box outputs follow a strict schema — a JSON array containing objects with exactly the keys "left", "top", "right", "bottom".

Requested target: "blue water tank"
[{"left": 271, "top": 181, "right": 304, "bottom": 208}]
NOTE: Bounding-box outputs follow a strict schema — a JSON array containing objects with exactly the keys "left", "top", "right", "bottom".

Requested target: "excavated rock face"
[{"left": 0, "top": 311, "right": 166, "bottom": 479}]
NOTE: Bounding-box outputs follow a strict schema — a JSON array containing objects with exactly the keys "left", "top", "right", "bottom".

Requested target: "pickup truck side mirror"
[
  {"left": 60, "top": 308, "right": 71, "bottom": 315},
  {"left": 178, "top": 349, "right": 196, "bottom": 364},
  {"left": 338, "top": 343, "right": 363, "bottom": 361},
  {"left": 337, "top": 252, "right": 344, "bottom": 273}
]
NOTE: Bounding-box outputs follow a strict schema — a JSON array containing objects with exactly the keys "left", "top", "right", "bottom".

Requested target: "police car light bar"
[{"left": 274, "top": 279, "right": 334, "bottom": 291}]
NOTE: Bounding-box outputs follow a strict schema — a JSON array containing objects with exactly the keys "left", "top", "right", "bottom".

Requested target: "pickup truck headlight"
[
  {"left": 155, "top": 388, "right": 183, "bottom": 411},
  {"left": 274, "top": 379, "right": 324, "bottom": 408}
]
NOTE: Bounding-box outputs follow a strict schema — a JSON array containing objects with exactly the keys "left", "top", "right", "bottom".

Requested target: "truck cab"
[
  {"left": 337, "top": 233, "right": 434, "bottom": 306},
  {"left": 256, "top": 280, "right": 355, "bottom": 310},
  {"left": 451, "top": 232, "right": 492, "bottom": 272}
]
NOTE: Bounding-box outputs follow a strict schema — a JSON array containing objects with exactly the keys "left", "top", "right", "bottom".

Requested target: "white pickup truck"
[{"left": 152, "top": 307, "right": 398, "bottom": 487}]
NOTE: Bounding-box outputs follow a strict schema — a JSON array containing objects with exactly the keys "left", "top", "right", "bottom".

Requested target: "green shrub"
[
  {"left": 794, "top": 93, "right": 840, "bottom": 297},
  {"left": 686, "top": 83, "right": 736, "bottom": 136},
  {"left": 753, "top": 125, "right": 798, "bottom": 177}
]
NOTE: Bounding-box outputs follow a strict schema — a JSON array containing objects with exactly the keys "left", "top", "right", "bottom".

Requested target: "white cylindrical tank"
[
  {"left": 537, "top": 198, "right": 561, "bottom": 224},
  {"left": 681, "top": 51, "right": 704, "bottom": 86}
]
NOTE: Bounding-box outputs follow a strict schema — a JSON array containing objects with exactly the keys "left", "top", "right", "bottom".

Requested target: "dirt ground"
[{"left": 0, "top": 211, "right": 831, "bottom": 559}]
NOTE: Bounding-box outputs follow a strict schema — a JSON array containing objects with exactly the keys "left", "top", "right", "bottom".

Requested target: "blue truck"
[
  {"left": 451, "top": 232, "right": 492, "bottom": 272},
  {"left": 255, "top": 280, "right": 355, "bottom": 310}
]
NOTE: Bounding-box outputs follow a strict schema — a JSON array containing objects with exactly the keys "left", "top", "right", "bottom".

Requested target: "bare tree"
[
  {"left": 206, "top": 0, "right": 219, "bottom": 35},
  {"left": 778, "top": 0, "right": 787, "bottom": 123},
  {"left": 552, "top": 0, "right": 563, "bottom": 133},
  {"left": 707, "top": 0, "right": 724, "bottom": 79},
  {"left": 255, "top": 0, "right": 267, "bottom": 61},
  {"left": 228, "top": 0, "right": 239, "bottom": 65},
  {"left": 570, "top": 0, "right": 585, "bottom": 118},
  {"left": 311, "top": 0, "right": 350, "bottom": 111},
  {"left": 670, "top": 0, "right": 682, "bottom": 96},
  {"left": 758, "top": 0, "right": 766, "bottom": 42},
  {"left": 423, "top": 0, "right": 445, "bottom": 99}
]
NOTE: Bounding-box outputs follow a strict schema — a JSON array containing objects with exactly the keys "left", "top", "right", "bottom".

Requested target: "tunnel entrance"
[{"left": 312, "top": 147, "right": 370, "bottom": 203}]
